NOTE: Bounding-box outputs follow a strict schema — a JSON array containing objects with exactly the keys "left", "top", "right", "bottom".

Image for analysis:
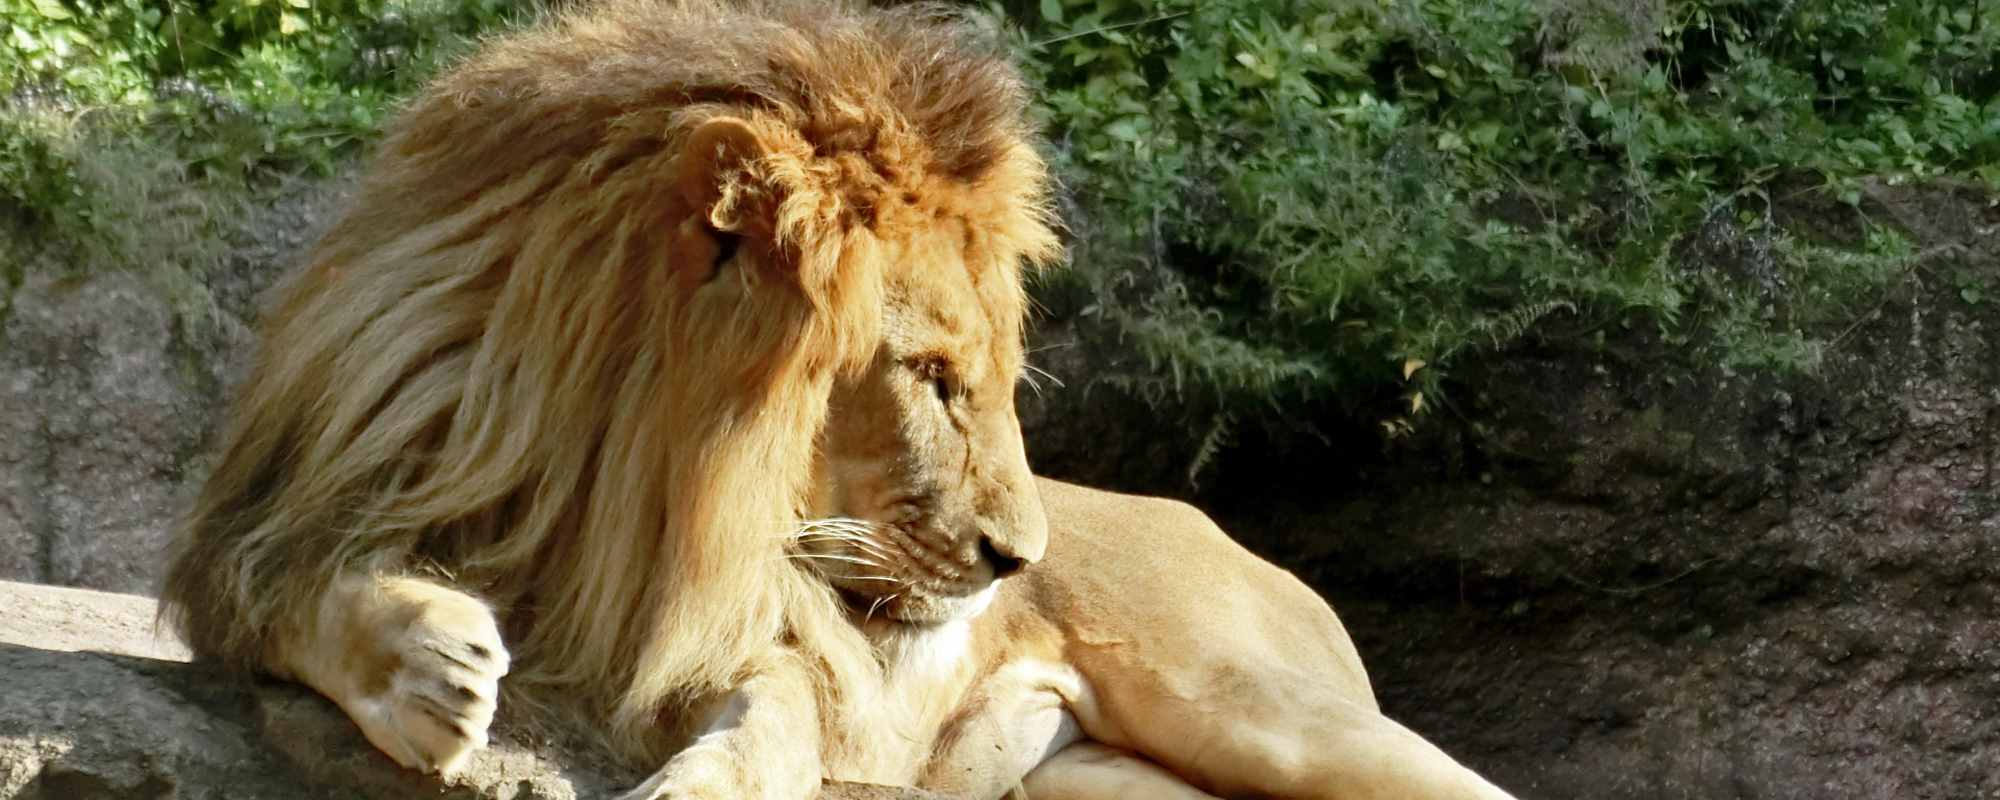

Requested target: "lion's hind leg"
[
  {"left": 1020, "top": 743, "right": 1220, "bottom": 800},
  {"left": 1086, "top": 668, "right": 1517, "bottom": 800},
  {"left": 275, "top": 574, "right": 510, "bottom": 775}
]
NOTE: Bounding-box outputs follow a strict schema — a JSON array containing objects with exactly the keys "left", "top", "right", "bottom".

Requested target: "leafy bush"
[
  {"left": 1, "top": 0, "right": 519, "bottom": 271},
  {"left": 1002, "top": 0, "right": 1996, "bottom": 440},
  {"left": 3, "top": 0, "right": 1995, "bottom": 453}
]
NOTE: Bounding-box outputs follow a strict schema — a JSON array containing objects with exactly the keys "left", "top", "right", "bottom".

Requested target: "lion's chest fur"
[{"left": 825, "top": 618, "right": 984, "bottom": 783}]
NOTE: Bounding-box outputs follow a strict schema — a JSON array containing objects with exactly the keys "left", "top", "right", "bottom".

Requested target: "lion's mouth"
[
  {"left": 788, "top": 516, "right": 1008, "bottom": 628},
  {"left": 792, "top": 516, "right": 1000, "bottom": 625},
  {"left": 834, "top": 582, "right": 997, "bottom": 627}
]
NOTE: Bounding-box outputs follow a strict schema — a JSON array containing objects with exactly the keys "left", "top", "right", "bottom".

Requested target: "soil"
[{"left": 1024, "top": 179, "right": 2000, "bottom": 799}]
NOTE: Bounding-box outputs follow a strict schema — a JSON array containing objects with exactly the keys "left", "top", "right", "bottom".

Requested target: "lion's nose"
[{"left": 978, "top": 535, "right": 1027, "bottom": 579}]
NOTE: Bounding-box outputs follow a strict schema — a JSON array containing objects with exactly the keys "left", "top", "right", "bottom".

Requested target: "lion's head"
[
  {"left": 161, "top": 0, "right": 1057, "bottom": 764},
  {"left": 800, "top": 219, "right": 1051, "bottom": 627}
]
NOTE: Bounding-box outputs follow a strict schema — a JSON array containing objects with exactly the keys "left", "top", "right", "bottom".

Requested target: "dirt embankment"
[{"left": 1024, "top": 181, "right": 2000, "bottom": 799}]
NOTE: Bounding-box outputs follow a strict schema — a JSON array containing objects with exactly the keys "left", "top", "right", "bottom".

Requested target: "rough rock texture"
[
  {"left": 0, "top": 176, "right": 335, "bottom": 595},
  {"left": 0, "top": 581, "right": 935, "bottom": 800},
  {"left": 1029, "top": 182, "right": 2000, "bottom": 799},
  {"left": 0, "top": 270, "right": 222, "bottom": 593},
  {"left": 1316, "top": 183, "right": 2000, "bottom": 800}
]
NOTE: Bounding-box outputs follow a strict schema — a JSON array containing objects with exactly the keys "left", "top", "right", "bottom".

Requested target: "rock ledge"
[{"left": 0, "top": 580, "right": 930, "bottom": 800}]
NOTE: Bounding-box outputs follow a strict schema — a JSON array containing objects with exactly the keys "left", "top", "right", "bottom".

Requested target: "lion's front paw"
[
  {"left": 345, "top": 592, "right": 510, "bottom": 776},
  {"left": 616, "top": 749, "right": 730, "bottom": 800},
  {"left": 617, "top": 743, "right": 814, "bottom": 800}
]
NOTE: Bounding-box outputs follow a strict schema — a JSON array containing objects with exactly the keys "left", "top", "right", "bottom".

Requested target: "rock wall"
[
  {"left": 0, "top": 271, "right": 224, "bottom": 592},
  {"left": 0, "top": 177, "right": 328, "bottom": 594},
  {"left": 1323, "top": 184, "right": 2000, "bottom": 800},
  {"left": 1027, "top": 181, "right": 2000, "bottom": 799}
]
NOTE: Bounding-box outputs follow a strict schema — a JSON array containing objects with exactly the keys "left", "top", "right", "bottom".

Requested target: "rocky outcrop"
[
  {"left": 0, "top": 581, "right": 933, "bottom": 800},
  {"left": 1131, "top": 181, "right": 2000, "bottom": 799},
  {"left": 0, "top": 271, "right": 226, "bottom": 593},
  {"left": 0, "top": 176, "right": 333, "bottom": 595},
  {"left": 0, "top": 580, "right": 618, "bottom": 799}
]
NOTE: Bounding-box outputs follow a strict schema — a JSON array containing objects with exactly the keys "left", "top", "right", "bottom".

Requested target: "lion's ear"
[
  {"left": 676, "top": 117, "right": 768, "bottom": 214},
  {"left": 673, "top": 117, "right": 782, "bottom": 285}
]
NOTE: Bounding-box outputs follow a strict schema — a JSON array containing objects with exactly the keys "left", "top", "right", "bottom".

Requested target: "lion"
[
  {"left": 159, "top": 1, "right": 1518, "bottom": 798},
  {"left": 163, "top": 0, "right": 1055, "bottom": 794}
]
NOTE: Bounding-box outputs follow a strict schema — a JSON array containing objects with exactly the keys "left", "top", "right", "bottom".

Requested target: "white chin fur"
[
  {"left": 899, "top": 579, "right": 999, "bottom": 625},
  {"left": 885, "top": 613, "right": 974, "bottom": 679},
  {"left": 961, "top": 581, "right": 999, "bottom": 619}
]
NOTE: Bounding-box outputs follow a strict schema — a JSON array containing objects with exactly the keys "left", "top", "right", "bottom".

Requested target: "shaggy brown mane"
[{"left": 161, "top": 0, "right": 1057, "bottom": 766}]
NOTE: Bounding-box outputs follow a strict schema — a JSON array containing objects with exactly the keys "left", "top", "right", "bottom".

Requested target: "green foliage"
[
  {"left": 1002, "top": 0, "right": 1998, "bottom": 432},
  {"left": 1, "top": 0, "right": 521, "bottom": 275},
  {"left": 3, "top": 0, "right": 1994, "bottom": 453}
]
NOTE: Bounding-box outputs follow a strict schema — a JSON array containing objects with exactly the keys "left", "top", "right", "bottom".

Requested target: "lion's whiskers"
[
  {"left": 1020, "top": 362, "right": 1064, "bottom": 396},
  {"left": 780, "top": 525, "right": 907, "bottom": 588},
  {"left": 793, "top": 526, "right": 887, "bottom": 547},
  {"left": 793, "top": 527, "right": 893, "bottom": 552},
  {"left": 788, "top": 518, "right": 897, "bottom": 563},
  {"left": 788, "top": 518, "right": 880, "bottom": 542},
  {"left": 784, "top": 551, "right": 884, "bottom": 569},
  {"left": 864, "top": 592, "right": 901, "bottom": 624},
  {"left": 794, "top": 517, "right": 877, "bottom": 535}
]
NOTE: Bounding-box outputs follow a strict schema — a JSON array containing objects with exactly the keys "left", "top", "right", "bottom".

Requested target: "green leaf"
[
  {"left": 1104, "top": 117, "right": 1141, "bottom": 142},
  {"left": 30, "top": 0, "right": 72, "bottom": 20},
  {"left": 279, "top": 12, "right": 308, "bottom": 35},
  {"left": 1466, "top": 122, "right": 1503, "bottom": 147},
  {"left": 1039, "top": 0, "right": 1063, "bottom": 25}
]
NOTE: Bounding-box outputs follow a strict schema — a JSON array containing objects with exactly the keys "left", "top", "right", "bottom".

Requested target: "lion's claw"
[{"left": 347, "top": 594, "right": 509, "bottom": 776}]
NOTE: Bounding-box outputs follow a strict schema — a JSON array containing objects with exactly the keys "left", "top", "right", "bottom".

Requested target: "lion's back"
[{"left": 1026, "top": 477, "right": 1376, "bottom": 706}]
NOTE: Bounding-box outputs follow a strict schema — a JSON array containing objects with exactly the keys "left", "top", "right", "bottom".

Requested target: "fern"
[
  {"left": 1185, "top": 412, "right": 1235, "bottom": 490},
  {"left": 1470, "top": 301, "right": 1578, "bottom": 350}
]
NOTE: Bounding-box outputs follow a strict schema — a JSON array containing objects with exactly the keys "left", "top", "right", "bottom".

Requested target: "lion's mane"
[{"left": 161, "top": 0, "right": 1057, "bottom": 763}]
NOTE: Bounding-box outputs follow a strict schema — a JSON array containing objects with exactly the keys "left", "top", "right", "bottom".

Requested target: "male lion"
[
  {"left": 161, "top": 1, "right": 1517, "bottom": 798},
  {"left": 164, "top": 0, "right": 1056, "bottom": 795}
]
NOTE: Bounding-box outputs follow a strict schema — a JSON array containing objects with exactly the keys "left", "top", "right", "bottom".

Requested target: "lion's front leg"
[
  {"left": 1022, "top": 743, "right": 1221, "bottom": 800},
  {"left": 619, "top": 656, "right": 823, "bottom": 800},
  {"left": 271, "top": 574, "right": 510, "bottom": 775}
]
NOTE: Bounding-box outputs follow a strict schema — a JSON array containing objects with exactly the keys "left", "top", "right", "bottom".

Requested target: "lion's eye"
[{"left": 910, "top": 355, "right": 957, "bottom": 406}]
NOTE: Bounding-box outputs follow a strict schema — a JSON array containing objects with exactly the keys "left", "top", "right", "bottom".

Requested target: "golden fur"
[{"left": 159, "top": 0, "right": 1058, "bottom": 781}]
